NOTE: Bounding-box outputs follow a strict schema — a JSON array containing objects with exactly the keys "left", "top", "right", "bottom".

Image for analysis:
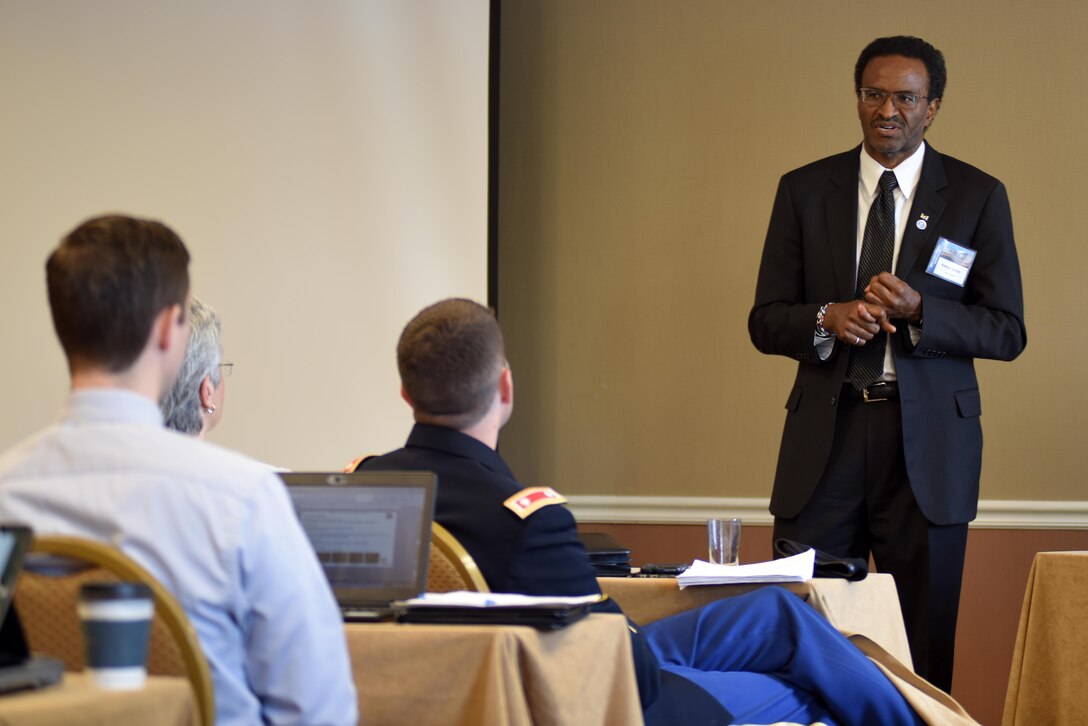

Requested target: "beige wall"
[{"left": 497, "top": 0, "right": 1085, "bottom": 503}]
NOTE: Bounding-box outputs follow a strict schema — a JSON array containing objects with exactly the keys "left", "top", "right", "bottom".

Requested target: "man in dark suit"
[
  {"left": 749, "top": 36, "right": 1026, "bottom": 692},
  {"left": 358, "top": 297, "right": 931, "bottom": 725}
]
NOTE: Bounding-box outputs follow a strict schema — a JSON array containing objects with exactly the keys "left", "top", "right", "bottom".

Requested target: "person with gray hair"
[{"left": 161, "top": 296, "right": 229, "bottom": 437}]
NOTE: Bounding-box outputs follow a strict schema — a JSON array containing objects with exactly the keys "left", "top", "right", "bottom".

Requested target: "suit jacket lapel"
[
  {"left": 897, "top": 144, "right": 948, "bottom": 277},
  {"left": 825, "top": 149, "right": 861, "bottom": 300}
]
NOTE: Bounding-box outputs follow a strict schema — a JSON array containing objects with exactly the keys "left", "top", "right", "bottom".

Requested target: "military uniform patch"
[
  {"left": 503, "top": 486, "right": 567, "bottom": 519},
  {"left": 343, "top": 455, "right": 379, "bottom": 474}
]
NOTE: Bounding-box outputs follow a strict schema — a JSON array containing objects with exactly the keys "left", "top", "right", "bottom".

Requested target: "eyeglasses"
[
  {"left": 857, "top": 88, "right": 931, "bottom": 110},
  {"left": 218, "top": 362, "right": 234, "bottom": 378}
]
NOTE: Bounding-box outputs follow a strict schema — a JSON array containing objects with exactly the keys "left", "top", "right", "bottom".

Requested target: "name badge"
[{"left": 926, "top": 237, "right": 976, "bottom": 287}]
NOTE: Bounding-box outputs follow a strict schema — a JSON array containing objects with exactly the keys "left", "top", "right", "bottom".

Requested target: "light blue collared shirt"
[{"left": 0, "top": 389, "right": 357, "bottom": 726}]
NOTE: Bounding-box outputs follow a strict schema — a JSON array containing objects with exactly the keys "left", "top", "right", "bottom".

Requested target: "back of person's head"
[
  {"left": 46, "top": 214, "right": 190, "bottom": 373},
  {"left": 161, "top": 296, "right": 222, "bottom": 435},
  {"left": 397, "top": 298, "right": 505, "bottom": 428}
]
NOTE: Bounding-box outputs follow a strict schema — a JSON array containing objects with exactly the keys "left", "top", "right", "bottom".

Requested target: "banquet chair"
[
  {"left": 14, "top": 535, "right": 215, "bottom": 726},
  {"left": 428, "top": 522, "right": 490, "bottom": 593}
]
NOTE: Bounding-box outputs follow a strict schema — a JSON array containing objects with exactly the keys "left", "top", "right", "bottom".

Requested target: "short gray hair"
[{"left": 161, "top": 296, "right": 222, "bottom": 435}]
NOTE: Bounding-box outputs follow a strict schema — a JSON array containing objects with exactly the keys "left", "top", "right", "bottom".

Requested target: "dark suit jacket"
[{"left": 748, "top": 144, "right": 1026, "bottom": 525}]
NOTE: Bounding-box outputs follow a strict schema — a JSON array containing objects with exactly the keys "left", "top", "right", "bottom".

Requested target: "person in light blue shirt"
[{"left": 0, "top": 215, "right": 357, "bottom": 725}]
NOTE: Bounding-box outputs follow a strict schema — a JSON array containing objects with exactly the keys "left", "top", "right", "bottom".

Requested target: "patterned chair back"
[
  {"left": 427, "top": 523, "right": 490, "bottom": 593},
  {"left": 14, "top": 536, "right": 216, "bottom": 726}
]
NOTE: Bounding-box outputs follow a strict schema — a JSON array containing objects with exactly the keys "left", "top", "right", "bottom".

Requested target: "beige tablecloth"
[
  {"left": 599, "top": 572, "right": 914, "bottom": 667},
  {"left": 346, "top": 613, "right": 643, "bottom": 726},
  {"left": 1002, "top": 550, "right": 1088, "bottom": 726},
  {"left": 0, "top": 673, "right": 196, "bottom": 726}
]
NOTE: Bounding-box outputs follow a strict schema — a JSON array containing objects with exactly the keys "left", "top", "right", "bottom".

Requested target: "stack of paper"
[{"left": 676, "top": 549, "right": 815, "bottom": 589}]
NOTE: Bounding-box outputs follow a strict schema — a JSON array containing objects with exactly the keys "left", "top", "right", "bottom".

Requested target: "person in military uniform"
[{"left": 356, "top": 298, "right": 926, "bottom": 726}]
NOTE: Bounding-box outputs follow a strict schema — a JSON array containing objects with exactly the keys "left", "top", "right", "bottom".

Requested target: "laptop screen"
[
  {"left": 0, "top": 525, "right": 66, "bottom": 689},
  {"left": 279, "top": 471, "right": 436, "bottom": 607},
  {"left": 0, "top": 526, "right": 31, "bottom": 632}
]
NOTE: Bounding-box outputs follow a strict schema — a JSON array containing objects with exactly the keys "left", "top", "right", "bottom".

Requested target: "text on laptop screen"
[{"left": 290, "top": 484, "right": 426, "bottom": 589}]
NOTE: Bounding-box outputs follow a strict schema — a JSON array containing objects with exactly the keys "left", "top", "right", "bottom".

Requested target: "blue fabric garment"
[
  {"left": 0, "top": 389, "right": 358, "bottom": 726},
  {"left": 660, "top": 666, "right": 838, "bottom": 726},
  {"left": 645, "top": 587, "right": 923, "bottom": 726}
]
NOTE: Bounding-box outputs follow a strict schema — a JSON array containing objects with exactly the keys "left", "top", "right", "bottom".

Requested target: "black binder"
[
  {"left": 393, "top": 601, "right": 592, "bottom": 630},
  {"left": 578, "top": 532, "right": 632, "bottom": 576}
]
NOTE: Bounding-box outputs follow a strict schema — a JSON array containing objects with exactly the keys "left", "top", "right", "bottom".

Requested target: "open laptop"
[
  {"left": 280, "top": 471, "right": 436, "bottom": 622},
  {"left": 0, "top": 525, "right": 64, "bottom": 694}
]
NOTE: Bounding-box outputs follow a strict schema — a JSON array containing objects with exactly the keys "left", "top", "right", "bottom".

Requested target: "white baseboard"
[{"left": 566, "top": 496, "right": 1088, "bottom": 530}]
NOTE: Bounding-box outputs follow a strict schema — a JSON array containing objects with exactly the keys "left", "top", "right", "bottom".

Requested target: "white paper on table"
[
  {"left": 675, "top": 549, "right": 815, "bottom": 589},
  {"left": 402, "top": 591, "right": 605, "bottom": 608}
]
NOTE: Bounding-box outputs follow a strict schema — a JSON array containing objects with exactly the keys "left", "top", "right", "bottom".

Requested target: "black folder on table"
[
  {"left": 393, "top": 601, "right": 592, "bottom": 630},
  {"left": 393, "top": 593, "right": 603, "bottom": 631},
  {"left": 578, "top": 532, "right": 632, "bottom": 576}
]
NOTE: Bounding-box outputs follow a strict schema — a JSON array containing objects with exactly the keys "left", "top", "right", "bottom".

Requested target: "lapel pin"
[{"left": 916, "top": 219, "right": 927, "bottom": 230}]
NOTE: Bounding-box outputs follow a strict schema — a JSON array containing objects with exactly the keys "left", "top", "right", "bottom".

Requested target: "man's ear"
[
  {"left": 199, "top": 374, "right": 215, "bottom": 409},
  {"left": 400, "top": 384, "right": 414, "bottom": 408},
  {"left": 499, "top": 366, "right": 513, "bottom": 405},
  {"left": 155, "top": 304, "right": 184, "bottom": 352},
  {"left": 924, "top": 98, "right": 941, "bottom": 129}
]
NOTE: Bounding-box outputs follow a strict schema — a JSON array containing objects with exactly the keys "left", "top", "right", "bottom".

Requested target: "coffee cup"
[{"left": 78, "top": 582, "right": 154, "bottom": 689}]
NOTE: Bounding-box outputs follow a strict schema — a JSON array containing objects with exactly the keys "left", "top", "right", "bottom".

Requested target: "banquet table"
[
  {"left": 599, "top": 572, "right": 913, "bottom": 667},
  {"left": 345, "top": 612, "right": 642, "bottom": 726},
  {"left": 0, "top": 673, "right": 196, "bottom": 726},
  {"left": 1002, "top": 550, "right": 1088, "bottom": 726}
]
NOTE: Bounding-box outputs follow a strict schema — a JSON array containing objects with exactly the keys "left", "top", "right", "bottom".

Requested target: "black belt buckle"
[{"left": 862, "top": 382, "right": 897, "bottom": 403}]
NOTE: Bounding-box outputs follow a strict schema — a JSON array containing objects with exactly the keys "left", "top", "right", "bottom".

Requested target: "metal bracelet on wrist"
[{"left": 816, "top": 302, "right": 834, "bottom": 338}]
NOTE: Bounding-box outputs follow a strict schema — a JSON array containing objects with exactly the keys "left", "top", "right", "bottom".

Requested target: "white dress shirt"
[
  {"left": 0, "top": 389, "right": 357, "bottom": 726},
  {"left": 815, "top": 143, "right": 926, "bottom": 373}
]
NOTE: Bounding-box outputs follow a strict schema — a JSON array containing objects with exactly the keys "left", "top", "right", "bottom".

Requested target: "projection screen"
[{"left": 0, "top": 1, "right": 490, "bottom": 468}]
